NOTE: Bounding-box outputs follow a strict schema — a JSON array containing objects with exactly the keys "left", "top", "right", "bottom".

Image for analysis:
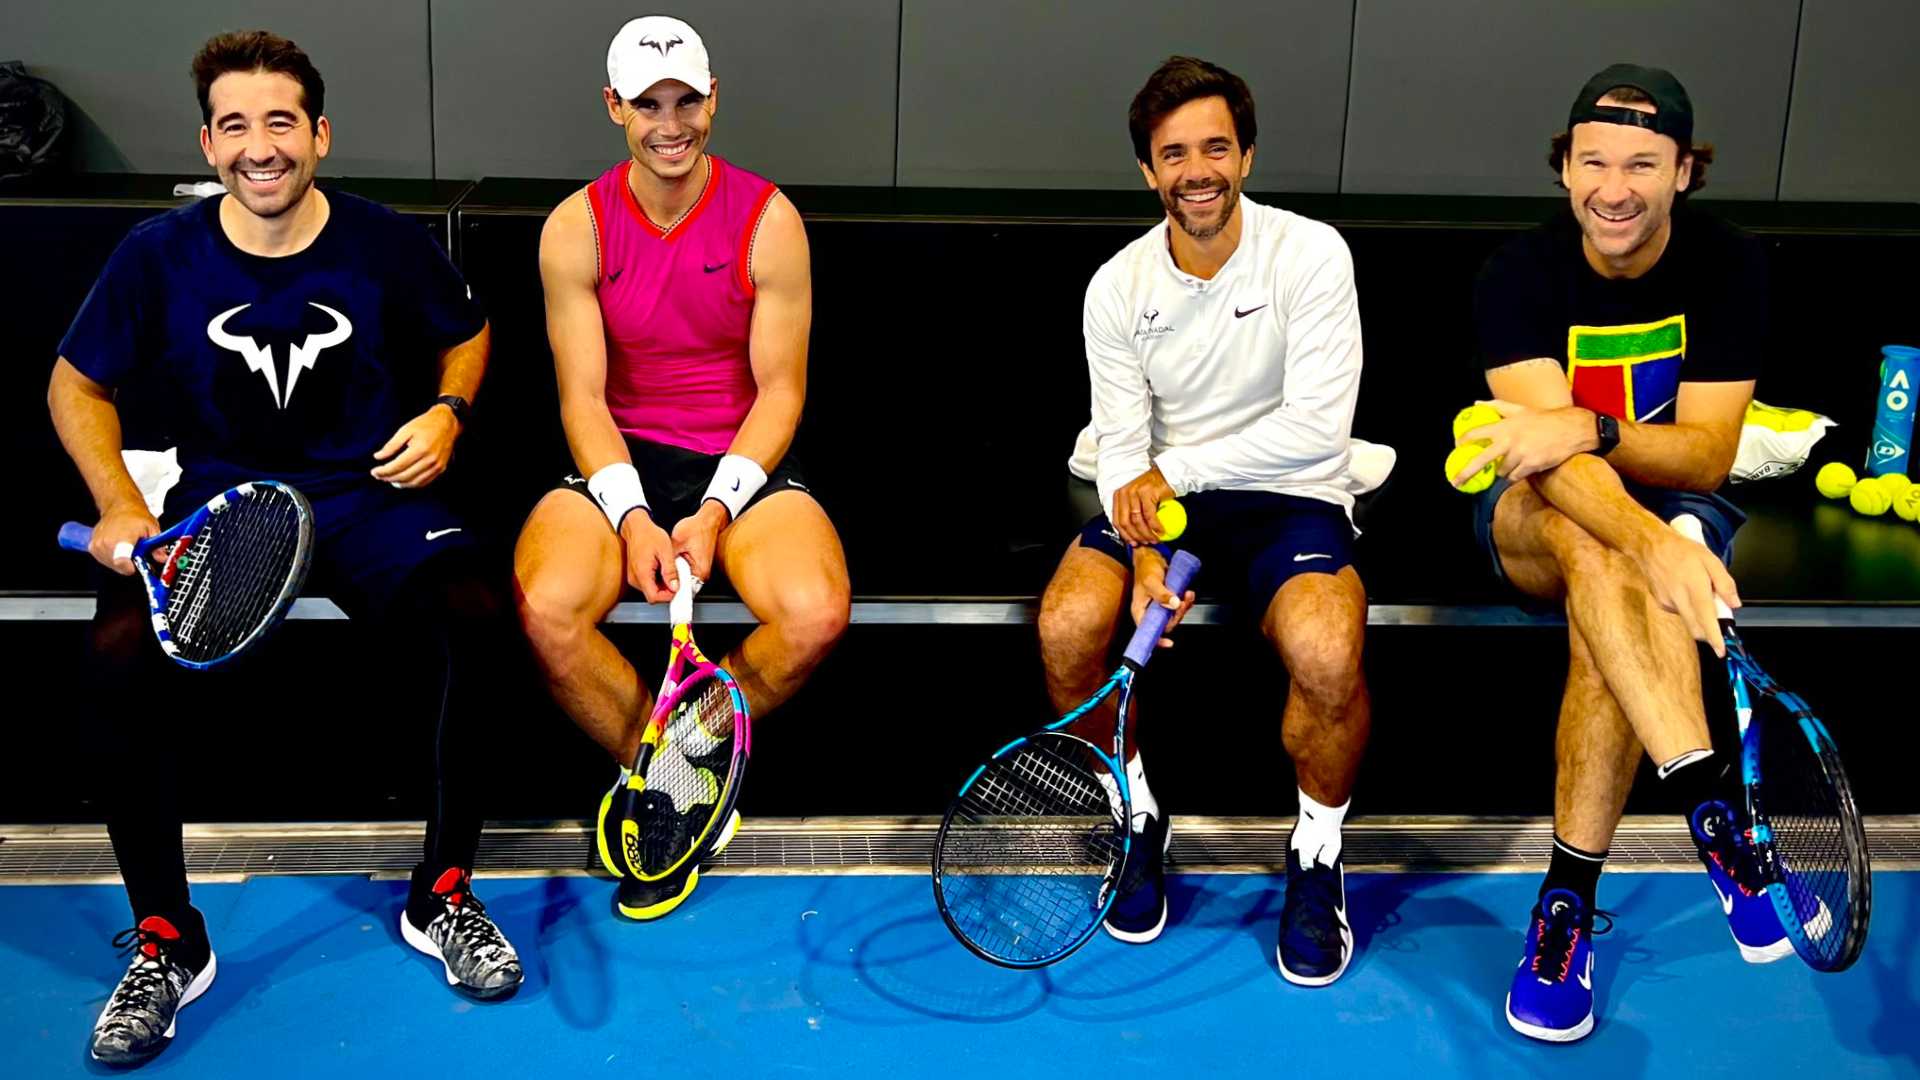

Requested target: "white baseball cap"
[{"left": 607, "top": 16, "right": 712, "bottom": 100}]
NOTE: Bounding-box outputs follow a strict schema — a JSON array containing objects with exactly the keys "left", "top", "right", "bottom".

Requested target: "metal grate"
[{"left": 3, "top": 816, "right": 1915, "bottom": 885}]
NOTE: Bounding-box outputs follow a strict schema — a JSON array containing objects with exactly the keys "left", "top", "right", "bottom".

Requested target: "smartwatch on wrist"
[
  {"left": 1594, "top": 411, "right": 1621, "bottom": 457},
  {"left": 435, "top": 394, "right": 471, "bottom": 424}
]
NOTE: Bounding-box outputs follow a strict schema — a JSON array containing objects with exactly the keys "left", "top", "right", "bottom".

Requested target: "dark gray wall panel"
[
  {"left": 430, "top": 0, "right": 897, "bottom": 186},
  {"left": 897, "top": 0, "right": 1352, "bottom": 191},
  {"left": 1344, "top": 0, "right": 1798, "bottom": 198},
  {"left": 1780, "top": 0, "right": 1920, "bottom": 202},
  {"left": 2, "top": 1, "right": 435, "bottom": 177}
]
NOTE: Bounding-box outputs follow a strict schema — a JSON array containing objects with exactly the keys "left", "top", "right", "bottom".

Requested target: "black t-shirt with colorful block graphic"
[{"left": 1473, "top": 204, "right": 1768, "bottom": 423}]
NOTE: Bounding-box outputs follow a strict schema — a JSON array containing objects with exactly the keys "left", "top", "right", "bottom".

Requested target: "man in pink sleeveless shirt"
[{"left": 513, "top": 15, "right": 850, "bottom": 920}]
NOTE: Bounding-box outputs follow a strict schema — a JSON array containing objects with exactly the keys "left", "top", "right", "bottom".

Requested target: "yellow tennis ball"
[
  {"left": 1895, "top": 485, "right": 1920, "bottom": 522},
  {"left": 1155, "top": 499, "right": 1187, "bottom": 542},
  {"left": 1452, "top": 403, "right": 1503, "bottom": 441},
  {"left": 1851, "top": 476, "right": 1892, "bottom": 516},
  {"left": 1445, "top": 442, "right": 1496, "bottom": 494},
  {"left": 1814, "top": 462, "right": 1857, "bottom": 500},
  {"left": 1786, "top": 409, "right": 1818, "bottom": 432},
  {"left": 1878, "top": 473, "right": 1912, "bottom": 501}
]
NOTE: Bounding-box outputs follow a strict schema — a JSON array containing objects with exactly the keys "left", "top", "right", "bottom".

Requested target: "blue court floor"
[{"left": 3, "top": 871, "right": 1914, "bottom": 1078}]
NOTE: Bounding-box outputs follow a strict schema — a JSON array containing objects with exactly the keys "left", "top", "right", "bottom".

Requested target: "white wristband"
[
  {"left": 702, "top": 453, "right": 768, "bottom": 522},
  {"left": 586, "top": 462, "right": 649, "bottom": 531}
]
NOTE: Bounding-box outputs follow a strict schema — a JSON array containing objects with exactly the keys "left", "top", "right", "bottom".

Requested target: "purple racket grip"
[
  {"left": 57, "top": 522, "right": 95, "bottom": 552},
  {"left": 1122, "top": 549, "right": 1201, "bottom": 668}
]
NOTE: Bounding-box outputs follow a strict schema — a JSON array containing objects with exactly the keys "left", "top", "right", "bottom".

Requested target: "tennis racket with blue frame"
[
  {"left": 58, "top": 480, "right": 313, "bottom": 669},
  {"left": 932, "top": 549, "right": 1200, "bottom": 968},
  {"left": 1673, "top": 514, "right": 1870, "bottom": 972}
]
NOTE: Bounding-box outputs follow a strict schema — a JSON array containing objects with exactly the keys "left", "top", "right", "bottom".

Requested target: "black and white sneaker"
[
  {"left": 1277, "top": 846, "right": 1353, "bottom": 986},
  {"left": 89, "top": 915, "right": 217, "bottom": 1066},
  {"left": 401, "top": 867, "right": 523, "bottom": 1000},
  {"left": 1102, "top": 812, "right": 1173, "bottom": 944}
]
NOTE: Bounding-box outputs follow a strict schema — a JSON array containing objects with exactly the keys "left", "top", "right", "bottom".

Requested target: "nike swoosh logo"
[
  {"left": 1234, "top": 305, "right": 1268, "bottom": 318},
  {"left": 425, "top": 528, "right": 463, "bottom": 541},
  {"left": 1640, "top": 396, "right": 1675, "bottom": 421},
  {"left": 1293, "top": 553, "right": 1333, "bottom": 562},
  {"left": 1713, "top": 880, "right": 1735, "bottom": 915},
  {"left": 608, "top": 269, "right": 624, "bottom": 283},
  {"left": 704, "top": 261, "right": 730, "bottom": 273},
  {"left": 1577, "top": 953, "right": 1592, "bottom": 990},
  {"left": 730, "top": 478, "right": 741, "bottom": 491}
]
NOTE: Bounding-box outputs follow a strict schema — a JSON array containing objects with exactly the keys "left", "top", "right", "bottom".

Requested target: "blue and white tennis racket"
[
  {"left": 932, "top": 550, "right": 1200, "bottom": 968},
  {"left": 1674, "top": 514, "right": 1871, "bottom": 972},
  {"left": 59, "top": 481, "right": 314, "bottom": 669}
]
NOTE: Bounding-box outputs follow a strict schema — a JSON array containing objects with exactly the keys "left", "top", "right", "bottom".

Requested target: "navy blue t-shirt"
[{"left": 59, "top": 190, "right": 485, "bottom": 495}]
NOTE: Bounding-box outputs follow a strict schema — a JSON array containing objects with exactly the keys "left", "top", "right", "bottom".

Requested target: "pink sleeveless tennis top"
[{"left": 585, "top": 155, "right": 780, "bottom": 455}]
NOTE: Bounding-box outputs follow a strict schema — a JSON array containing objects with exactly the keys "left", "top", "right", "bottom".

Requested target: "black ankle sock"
[
  {"left": 1540, "top": 836, "right": 1607, "bottom": 912},
  {"left": 1658, "top": 750, "right": 1725, "bottom": 825}
]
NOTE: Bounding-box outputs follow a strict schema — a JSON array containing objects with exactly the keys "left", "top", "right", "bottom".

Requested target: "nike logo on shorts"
[
  {"left": 425, "top": 528, "right": 463, "bottom": 541},
  {"left": 1293, "top": 552, "right": 1333, "bottom": 562},
  {"left": 1235, "top": 304, "right": 1268, "bottom": 318}
]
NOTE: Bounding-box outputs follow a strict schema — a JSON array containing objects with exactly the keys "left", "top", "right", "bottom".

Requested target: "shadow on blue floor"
[{"left": 3, "top": 871, "right": 1913, "bottom": 1079}]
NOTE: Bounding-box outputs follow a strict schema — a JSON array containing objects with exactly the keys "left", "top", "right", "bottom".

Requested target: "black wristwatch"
[
  {"left": 1594, "top": 411, "right": 1621, "bottom": 456},
  {"left": 434, "top": 394, "right": 471, "bottom": 425}
]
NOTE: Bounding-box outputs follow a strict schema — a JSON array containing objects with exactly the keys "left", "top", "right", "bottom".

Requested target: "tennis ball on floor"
[
  {"left": 1878, "top": 473, "right": 1912, "bottom": 501},
  {"left": 1452, "top": 403, "right": 1503, "bottom": 441},
  {"left": 1850, "top": 476, "right": 1892, "bottom": 516},
  {"left": 1815, "top": 462, "right": 1857, "bottom": 499},
  {"left": 1445, "top": 442, "right": 1497, "bottom": 494},
  {"left": 1155, "top": 499, "right": 1187, "bottom": 541},
  {"left": 1896, "top": 485, "right": 1920, "bottom": 523}
]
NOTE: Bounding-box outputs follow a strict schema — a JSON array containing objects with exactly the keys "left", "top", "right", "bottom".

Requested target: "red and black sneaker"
[{"left": 89, "top": 914, "right": 217, "bottom": 1066}]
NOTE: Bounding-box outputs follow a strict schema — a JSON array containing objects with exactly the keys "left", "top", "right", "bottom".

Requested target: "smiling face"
[
  {"left": 1137, "top": 95, "right": 1254, "bottom": 241},
  {"left": 198, "top": 69, "right": 328, "bottom": 219},
  {"left": 604, "top": 77, "right": 717, "bottom": 182},
  {"left": 1562, "top": 94, "right": 1692, "bottom": 272}
]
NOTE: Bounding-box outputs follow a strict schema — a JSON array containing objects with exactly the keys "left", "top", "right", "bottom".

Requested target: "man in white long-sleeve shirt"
[{"left": 1041, "top": 56, "right": 1372, "bottom": 987}]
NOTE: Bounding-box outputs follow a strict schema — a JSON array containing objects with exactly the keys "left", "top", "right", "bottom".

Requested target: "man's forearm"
[
  {"left": 435, "top": 324, "right": 489, "bottom": 403},
  {"left": 1531, "top": 452, "right": 1666, "bottom": 559},
  {"left": 48, "top": 374, "right": 145, "bottom": 516},
  {"left": 726, "top": 378, "right": 802, "bottom": 470},
  {"left": 560, "top": 394, "right": 633, "bottom": 478},
  {"left": 1604, "top": 416, "right": 1736, "bottom": 492}
]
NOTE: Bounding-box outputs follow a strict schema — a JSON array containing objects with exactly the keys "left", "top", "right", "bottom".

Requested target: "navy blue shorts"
[
  {"left": 163, "top": 475, "right": 476, "bottom": 619},
  {"left": 1471, "top": 475, "right": 1747, "bottom": 587},
  {"left": 1072, "top": 483, "right": 1356, "bottom": 617}
]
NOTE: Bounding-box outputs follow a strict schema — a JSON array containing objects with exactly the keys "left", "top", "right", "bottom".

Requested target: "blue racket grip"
[
  {"left": 57, "top": 522, "right": 94, "bottom": 553},
  {"left": 1123, "top": 550, "right": 1201, "bottom": 667}
]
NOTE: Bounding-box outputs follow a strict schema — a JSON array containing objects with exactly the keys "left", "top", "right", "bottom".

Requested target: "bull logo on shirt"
[
  {"left": 1135, "top": 308, "right": 1175, "bottom": 339},
  {"left": 1567, "top": 314, "right": 1685, "bottom": 424},
  {"left": 639, "top": 34, "right": 684, "bottom": 56},
  {"left": 206, "top": 302, "right": 353, "bottom": 409}
]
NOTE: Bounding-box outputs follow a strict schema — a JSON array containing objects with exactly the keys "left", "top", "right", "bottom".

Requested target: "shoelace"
[
  {"left": 1283, "top": 860, "right": 1344, "bottom": 942},
  {"left": 438, "top": 891, "right": 512, "bottom": 963},
  {"left": 1532, "top": 905, "right": 1615, "bottom": 983},
  {"left": 104, "top": 927, "right": 177, "bottom": 1017}
]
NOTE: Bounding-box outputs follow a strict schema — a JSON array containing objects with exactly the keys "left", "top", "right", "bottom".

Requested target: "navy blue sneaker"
[
  {"left": 1506, "top": 889, "right": 1610, "bottom": 1043},
  {"left": 1690, "top": 799, "right": 1827, "bottom": 963},
  {"left": 1277, "top": 846, "right": 1352, "bottom": 986},
  {"left": 1102, "top": 812, "right": 1171, "bottom": 943}
]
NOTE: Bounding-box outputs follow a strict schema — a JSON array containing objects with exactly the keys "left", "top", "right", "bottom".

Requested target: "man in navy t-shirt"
[{"left": 46, "top": 31, "right": 521, "bottom": 1066}]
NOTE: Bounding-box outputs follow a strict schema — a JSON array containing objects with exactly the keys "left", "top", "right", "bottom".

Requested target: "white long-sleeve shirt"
[{"left": 1068, "top": 197, "right": 1376, "bottom": 524}]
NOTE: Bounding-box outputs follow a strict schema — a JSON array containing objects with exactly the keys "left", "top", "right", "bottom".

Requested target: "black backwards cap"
[{"left": 1569, "top": 63, "right": 1693, "bottom": 149}]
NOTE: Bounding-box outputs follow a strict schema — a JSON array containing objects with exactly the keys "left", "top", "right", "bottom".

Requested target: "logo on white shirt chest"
[{"left": 1134, "top": 308, "right": 1176, "bottom": 339}]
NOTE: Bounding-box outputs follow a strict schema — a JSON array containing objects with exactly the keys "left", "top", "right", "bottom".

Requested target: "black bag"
[{"left": 0, "top": 61, "right": 69, "bottom": 180}]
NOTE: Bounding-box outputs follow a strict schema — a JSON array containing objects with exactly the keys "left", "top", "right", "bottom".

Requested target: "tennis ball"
[
  {"left": 1786, "top": 409, "right": 1818, "bottom": 432},
  {"left": 1896, "top": 484, "right": 1920, "bottom": 523},
  {"left": 1445, "top": 442, "right": 1496, "bottom": 494},
  {"left": 1815, "top": 462, "right": 1857, "bottom": 500},
  {"left": 1452, "top": 403, "right": 1503, "bottom": 441},
  {"left": 1878, "top": 473, "right": 1912, "bottom": 501},
  {"left": 1851, "top": 476, "right": 1892, "bottom": 516},
  {"left": 1155, "top": 499, "right": 1187, "bottom": 542}
]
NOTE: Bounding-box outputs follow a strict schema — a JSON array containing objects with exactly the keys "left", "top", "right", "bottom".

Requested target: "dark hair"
[
  {"left": 1548, "top": 86, "right": 1714, "bottom": 195},
  {"left": 192, "top": 30, "right": 325, "bottom": 126},
  {"left": 1128, "top": 56, "right": 1256, "bottom": 166}
]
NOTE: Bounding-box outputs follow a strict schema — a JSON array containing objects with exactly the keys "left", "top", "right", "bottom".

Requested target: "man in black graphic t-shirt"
[
  {"left": 1453, "top": 65, "right": 1792, "bottom": 1044},
  {"left": 46, "top": 31, "right": 521, "bottom": 1067}
]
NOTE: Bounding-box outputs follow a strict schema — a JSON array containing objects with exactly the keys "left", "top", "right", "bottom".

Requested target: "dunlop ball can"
[{"left": 1867, "top": 345, "right": 1920, "bottom": 477}]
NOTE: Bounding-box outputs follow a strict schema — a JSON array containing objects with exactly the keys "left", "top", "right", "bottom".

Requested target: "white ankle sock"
[
  {"left": 1291, "top": 788, "right": 1349, "bottom": 869},
  {"left": 1125, "top": 753, "right": 1160, "bottom": 825}
]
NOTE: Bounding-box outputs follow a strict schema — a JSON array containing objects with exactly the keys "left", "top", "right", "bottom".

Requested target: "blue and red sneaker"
[
  {"left": 1689, "top": 799, "right": 1829, "bottom": 963},
  {"left": 1505, "top": 889, "right": 1610, "bottom": 1043}
]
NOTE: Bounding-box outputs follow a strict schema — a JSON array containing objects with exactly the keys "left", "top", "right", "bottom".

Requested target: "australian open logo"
[{"left": 1135, "top": 308, "right": 1175, "bottom": 339}]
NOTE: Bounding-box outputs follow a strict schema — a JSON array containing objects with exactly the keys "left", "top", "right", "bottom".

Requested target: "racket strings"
[
  {"left": 939, "top": 735, "right": 1126, "bottom": 964},
  {"left": 165, "top": 488, "right": 306, "bottom": 663},
  {"left": 1751, "top": 690, "right": 1854, "bottom": 963},
  {"left": 634, "top": 677, "right": 741, "bottom": 875}
]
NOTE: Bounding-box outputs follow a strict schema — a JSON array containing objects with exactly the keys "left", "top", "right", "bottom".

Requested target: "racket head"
[
  {"left": 135, "top": 481, "right": 314, "bottom": 669},
  {"left": 1730, "top": 646, "right": 1872, "bottom": 972},
  {"left": 619, "top": 630, "right": 750, "bottom": 883},
  {"left": 932, "top": 727, "right": 1133, "bottom": 968}
]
